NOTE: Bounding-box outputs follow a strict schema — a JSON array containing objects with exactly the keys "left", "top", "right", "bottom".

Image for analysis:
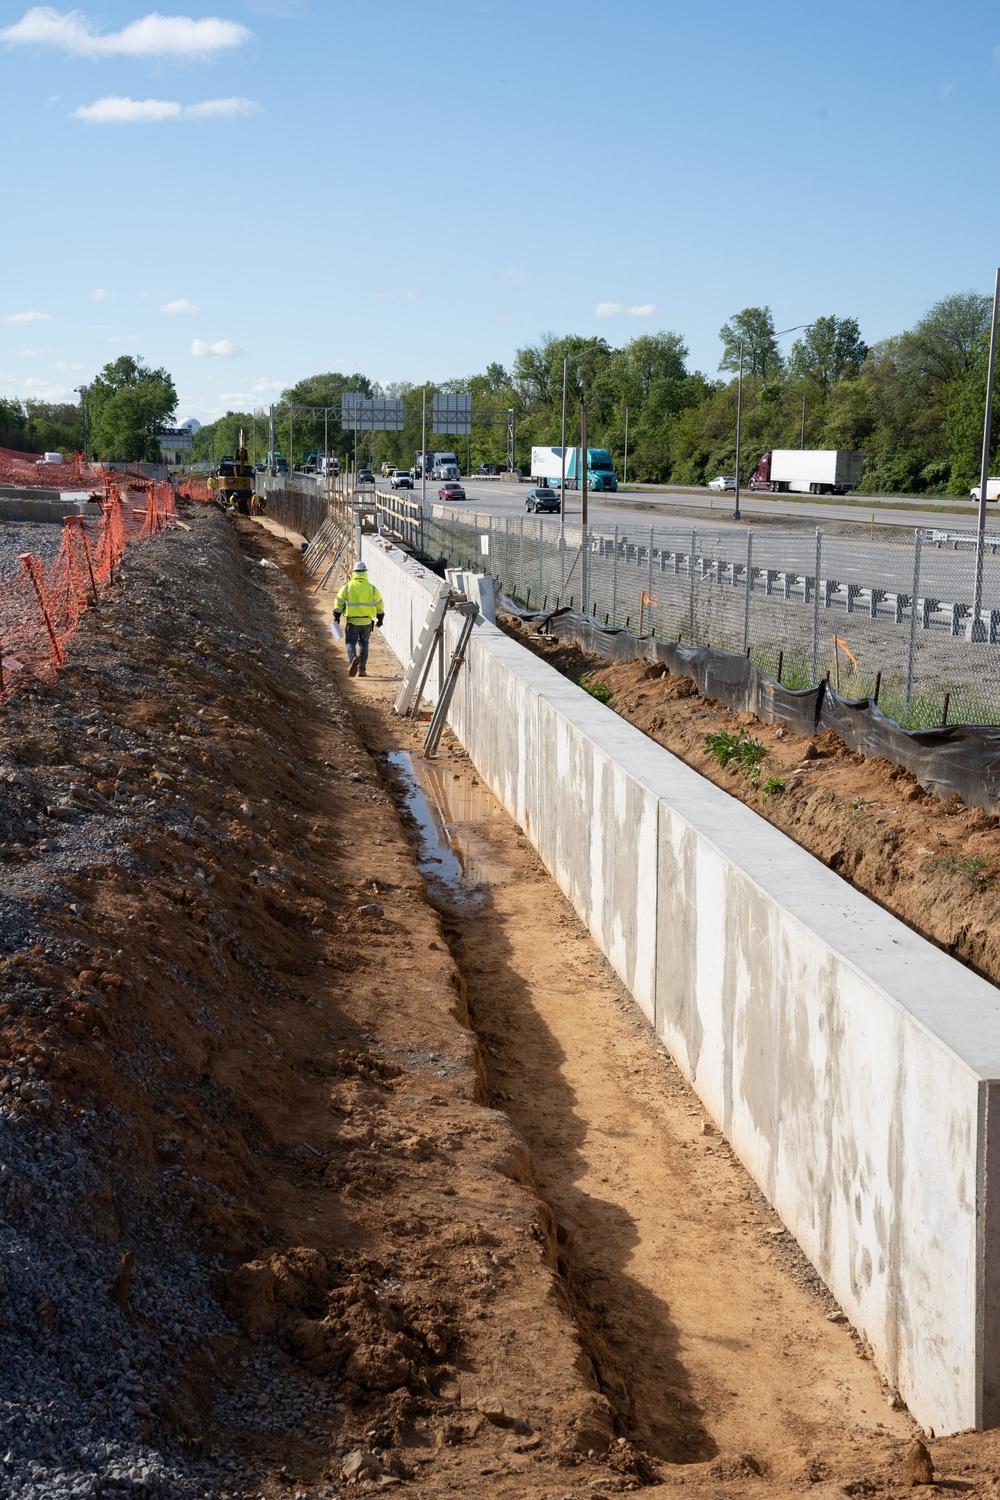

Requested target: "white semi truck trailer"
[{"left": 749, "top": 449, "right": 864, "bottom": 495}]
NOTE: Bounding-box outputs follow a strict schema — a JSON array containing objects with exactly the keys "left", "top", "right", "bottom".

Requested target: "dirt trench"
[{"left": 297, "top": 538, "right": 1000, "bottom": 1497}]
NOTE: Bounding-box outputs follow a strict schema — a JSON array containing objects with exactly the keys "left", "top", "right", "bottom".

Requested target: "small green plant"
[
  {"left": 933, "top": 853, "right": 990, "bottom": 888},
  {"left": 704, "top": 729, "right": 770, "bottom": 786},
  {"left": 760, "top": 777, "right": 785, "bottom": 804},
  {"left": 848, "top": 797, "right": 867, "bottom": 812},
  {"left": 583, "top": 680, "right": 613, "bottom": 705}
]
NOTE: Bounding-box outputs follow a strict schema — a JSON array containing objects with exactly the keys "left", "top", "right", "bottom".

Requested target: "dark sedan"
[
  {"left": 525, "top": 486, "right": 560, "bottom": 513},
  {"left": 438, "top": 482, "right": 466, "bottom": 502}
]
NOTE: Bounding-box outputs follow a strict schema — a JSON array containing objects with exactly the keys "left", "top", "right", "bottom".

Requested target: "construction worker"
[{"left": 333, "top": 561, "right": 384, "bottom": 678}]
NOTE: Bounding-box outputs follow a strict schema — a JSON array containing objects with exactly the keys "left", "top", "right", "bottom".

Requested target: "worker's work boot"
[{"left": 348, "top": 657, "right": 359, "bottom": 678}]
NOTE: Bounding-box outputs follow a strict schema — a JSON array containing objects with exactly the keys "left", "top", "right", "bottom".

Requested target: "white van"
[{"left": 970, "top": 478, "right": 1000, "bottom": 502}]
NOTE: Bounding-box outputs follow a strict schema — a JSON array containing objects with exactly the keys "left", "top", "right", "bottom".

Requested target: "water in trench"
[{"left": 384, "top": 749, "right": 507, "bottom": 910}]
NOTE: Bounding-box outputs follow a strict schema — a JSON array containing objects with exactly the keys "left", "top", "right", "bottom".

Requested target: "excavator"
[{"left": 216, "top": 428, "right": 255, "bottom": 514}]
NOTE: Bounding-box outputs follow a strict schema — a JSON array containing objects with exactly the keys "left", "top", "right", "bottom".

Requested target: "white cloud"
[
  {"left": 24, "top": 377, "right": 72, "bottom": 399},
  {"left": 5, "top": 310, "right": 51, "bottom": 323},
  {"left": 185, "top": 96, "right": 257, "bottom": 119},
  {"left": 54, "top": 360, "right": 84, "bottom": 370},
  {"left": 252, "top": 377, "right": 283, "bottom": 392},
  {"left": 499, "top": 268, "right": 527, "bottom": 283},
  {"left": 19, "top": 347, "right": 55, "bottom": 356},
  {"left": 191, "top": 338, "right": 243, "bottom": 357},
  {"left": 160, "top": 297, "right": 201, "bottom": 315},
  {"left": 73, "top": 95, "right": 259, "bottom": 124},
  {"left": 594, "top": 301, "right": 660, "bottom": 318},
  {"left": 0, "top": 8, "right": 251, "bottom": 59},
  {"left": 91, "top": 287, "right": 113, "bottom": 301}
]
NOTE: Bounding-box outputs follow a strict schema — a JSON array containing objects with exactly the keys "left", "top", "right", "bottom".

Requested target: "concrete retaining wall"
[
  {"left": 362, "top": 536, "right": 1000, "bottom": 1436},
  {"left": 0, "top": 493, "right": 92, "bottom": 523}
]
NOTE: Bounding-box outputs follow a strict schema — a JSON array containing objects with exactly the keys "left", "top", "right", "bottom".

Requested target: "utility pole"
[
  {"left": 800, "top": 396, "right": 806, "bottom": 449},
  {"left": 421, "top": 387, "right": 427, "bottom": 511},
  {"left": 74, "top": 386, "right": 88, "bottom": 457},
  {"left": 559, "top": 357, "right": 568, "bottom": 537},
  {"left": 969, "top": 266, "right": 1000, "bottom": 641},
  {"left": 268, "top": 404, "right": 275, "bottom": 474},
  {"left": 623, "top": 403, "right": 629, "bottom": 486},
  {"left": 733, "top": 340, "right": 744, "bottom": 522},
  {"left": 580, "top": 401, "right": 589, "bottom": 527}
]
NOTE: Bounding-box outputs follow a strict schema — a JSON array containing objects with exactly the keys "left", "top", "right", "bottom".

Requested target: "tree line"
[
  {"left": 33, "top": 288, "right": 994, "bottom": 492},
  {"left": 189, "top": 289, "right": 999, "bottom": 495}
]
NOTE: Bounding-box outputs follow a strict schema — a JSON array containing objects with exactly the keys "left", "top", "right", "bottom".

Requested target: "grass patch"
[
  {"left": 583, "top": 680, "right": 614, "bottom": 705},
  {"left": 704, "top": 729, "right": 770, "bottom": 787}
]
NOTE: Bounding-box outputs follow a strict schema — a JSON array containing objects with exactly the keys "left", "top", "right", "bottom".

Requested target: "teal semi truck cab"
[{"left": 529, "top": 445, "right": 618, "bottom": 492}]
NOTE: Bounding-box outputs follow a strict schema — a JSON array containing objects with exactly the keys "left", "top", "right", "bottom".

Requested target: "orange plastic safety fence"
[
  {"left": 0, "top": 444, "right": 157, "bottom": 494},
  {"left": 0, "top": 481, "right": 177, "bottom": 705},
  {"left": 175, "top": 477, "right": 214, "bottom": 503}
]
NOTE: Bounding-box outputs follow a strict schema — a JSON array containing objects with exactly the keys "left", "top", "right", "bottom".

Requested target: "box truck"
[
  {"left": 530, "top": 446, "right": 618, "bottom": 492},
  {"left": 749, "top": 449, "right": 863, "bottom": 495}
]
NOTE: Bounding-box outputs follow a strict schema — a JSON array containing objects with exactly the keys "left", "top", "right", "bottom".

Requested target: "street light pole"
[
  {"left": 969, "top": 266, "right": 1000, "bottom": 641},
  {"left": 74, "top": 386, "right": 88, "bottom": 458},
  {"left": 623, "top": 403, "right": 629, "bottom": 487},
  {"left": 559, "top": 344, "right": 600, "bottom": 536},
  {"left": 733, "top": 322, "right": 811, "bottom": 522},
  {"left": 733, "top": 341, "right": 744, "bottom": 522},
  {"left": 421, "top": 387, "right": 427, "bottom": 512},
  {"left": 559, "top": 357, "right": 568, "bottom": 537},
  {"left": 800, "top": 396, "right": 806, "bottom": 449}
]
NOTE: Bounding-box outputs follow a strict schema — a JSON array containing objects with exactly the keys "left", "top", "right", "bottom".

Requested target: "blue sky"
[{"left": 1, "top": 0, "right": 998, "bottom": 424}]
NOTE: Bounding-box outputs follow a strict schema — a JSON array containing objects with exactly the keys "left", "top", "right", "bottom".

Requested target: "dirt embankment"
[
  {"left": 501, "top": 616, "right": 1000, "bottom": 988},
  {"left": 0, "top": 505, "right": 677, "bottom": 1500}
]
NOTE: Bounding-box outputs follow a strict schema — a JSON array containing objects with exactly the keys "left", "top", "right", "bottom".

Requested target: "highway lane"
[
  {"left": 375, "top": 478, "right": 1000, "bottom": 610},
  {"left": 377, "top": 475, "right": 993, "bottom": 535}
]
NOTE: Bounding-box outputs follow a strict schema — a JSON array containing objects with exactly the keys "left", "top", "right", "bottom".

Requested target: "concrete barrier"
[
  {"left": 362, "top": 536, "right": 1000, "bottom": 1436},
  {"left": 0, "top": 492, "right": 92, "bottom": 523}
]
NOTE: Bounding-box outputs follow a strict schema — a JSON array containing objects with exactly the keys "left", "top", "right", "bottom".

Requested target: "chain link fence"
[{"left": 409, "top": 505, "right": 1000, "bottom": 730}]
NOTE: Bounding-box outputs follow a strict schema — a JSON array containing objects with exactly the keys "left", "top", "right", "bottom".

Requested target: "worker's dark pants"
[{"left": 345, "top": 622, "right": 373, "bottom": 671}]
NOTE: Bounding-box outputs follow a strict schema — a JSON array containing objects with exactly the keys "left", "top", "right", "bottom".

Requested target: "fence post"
[
  {"left": 688, "top": 527, "right": 697, "bottom": 643},
  {"left": 505, "top": 515, "right": 510, "bottom": 592},
  {"left": 451, "top": 511, "right": 456, "bottom": 561},
  {"left": 538, "top": 517, "right": 544, "bottom": 606},
  {"left": 812, "top": 528, "right": 822, "bottom": 684},
  {"left": 19, "top": 554, "right": 63, "bottom": 665},
  {"left": 612, "top": 525, "right": 619, "bottom": 627},
  {"left": 906, "top": 528, "right": 922, "bottom": 717},
  {"left": 742, "top": 529, "right": 753, "bottom": 654},
  {"left": 519, "top": 515, "right": 525, "bottom": 597},
  {"left": 647, "top": 526, "right": 654, "bottom": 632}
]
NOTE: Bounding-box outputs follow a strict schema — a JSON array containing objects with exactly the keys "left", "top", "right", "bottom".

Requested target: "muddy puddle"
[{"left": 385, "top": 749, "right": 508, "bottom": 909}]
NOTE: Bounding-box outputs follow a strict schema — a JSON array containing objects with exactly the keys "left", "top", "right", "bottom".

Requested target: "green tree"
[
  {"left": 87, "top": 356, "right": 176, "bottom": 462},
  {"left": 789, "top": 316, "right": 869, "bottom": 390},
  {"left": 719, "top": 307, "right": 782, "bottom": 378}
]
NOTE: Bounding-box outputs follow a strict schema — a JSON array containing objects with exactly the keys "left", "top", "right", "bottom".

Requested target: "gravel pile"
[
  {"left": 0, "top": 504, "right": 361, "bottom": 1498},
  {"left": 0, "top": 520, "right": 70, "bottom": 578}
]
